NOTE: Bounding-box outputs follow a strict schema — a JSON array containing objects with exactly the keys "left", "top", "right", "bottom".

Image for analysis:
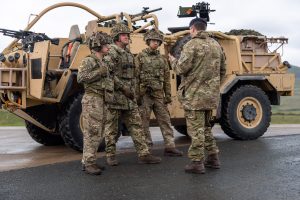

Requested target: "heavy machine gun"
[
  {"left": 0, "top": 28, "right": 59, "bottom": 52},
  {"left": 168, "top": 2, "right": 215, "bottom": 33},
  {"left": 177, "top": 1, "right": 215, "bottom": 21}
]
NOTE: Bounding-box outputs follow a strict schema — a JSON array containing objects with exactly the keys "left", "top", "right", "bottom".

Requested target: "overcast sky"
[{"left": 1, "top": 0, "right": 300, "bottom": 66}]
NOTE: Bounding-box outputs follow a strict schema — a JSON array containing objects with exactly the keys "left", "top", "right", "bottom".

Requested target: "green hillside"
[
  {"left": 288, "top": 66, "right": 300, "bottom": 79},
  {"left": 271, "top": 67, "right": 300, "bottom": 123}
]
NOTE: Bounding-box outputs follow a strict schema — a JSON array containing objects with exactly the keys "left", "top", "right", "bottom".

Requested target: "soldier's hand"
[
  {"left": 168, "top": 53, "right": 176, "bottom": 62},
  {"left": 164, "top": 96, "right": 172, "bottom": 104},
  {"left": 123, "top": 87, "right": 135, "bottom": 100}
]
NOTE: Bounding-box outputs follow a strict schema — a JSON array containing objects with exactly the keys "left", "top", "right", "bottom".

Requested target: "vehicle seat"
[{"left": 60, "top": 25, "right": 82, "bottom": 69}]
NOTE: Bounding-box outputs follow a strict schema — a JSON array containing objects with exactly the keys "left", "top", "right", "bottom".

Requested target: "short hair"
[{"left": 189, "top": 18, "right": 207, "bottom": 31}]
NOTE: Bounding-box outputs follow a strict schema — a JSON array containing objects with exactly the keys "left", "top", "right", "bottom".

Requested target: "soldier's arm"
[
  {"left": 163, "top": 58, "right": 171, "bottom": 98},
  {"left": 171, "top": 41, "right": 200, "bottom": 76},
  {"left": 134, "top": 54, "right": 141, "bottom": 97},
  {"left": 77, "top": 58, "right": 107, "bottom": 84},
  {"left": 220, "top": 51, "right": 226, "bottom": 84}
]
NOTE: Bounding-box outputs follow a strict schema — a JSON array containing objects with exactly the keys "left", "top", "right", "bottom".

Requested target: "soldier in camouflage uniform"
[
  {"left": 77, "top": 31, "right": 113, "bottom": 175},
  {"left": 104, "top": 23, "right": 161, "bottom": 166},
  {"left": 135, "top": 29, "right": 183, "bottom": 156},
  {"left": 169, "top": 18, "right": 226, "bottom": 174}
]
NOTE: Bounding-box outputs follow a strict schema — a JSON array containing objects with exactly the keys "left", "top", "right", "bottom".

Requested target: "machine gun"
[
  {"left": 0, "top": 28, "right": 59, "bottom": 52},
  {"left": 177, "top": 2, "right": 215, "bottom": 22},
  {"left": 168, "top": 2, "right": 215, "bottom": 33},
  {"left": 130, "top": 7, "right": 162, "bottom": 19}
]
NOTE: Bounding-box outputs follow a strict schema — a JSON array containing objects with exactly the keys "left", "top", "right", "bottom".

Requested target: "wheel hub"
[{"left": 241, "top": 104, "right": 257, "bottom": 121}]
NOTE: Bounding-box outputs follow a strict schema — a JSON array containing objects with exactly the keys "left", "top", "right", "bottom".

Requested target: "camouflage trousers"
[
  {"left": 185, "top": 110, "right": 219, "bottom": 161},
  {"left": 139, "top": 94, "right": 175, "bottom": 148},
  {"left": 104, "top": 107, "right": 150, "bottom": 157},
  {"left": 81, "top": 93, "right": 107, "bottom": 166}
]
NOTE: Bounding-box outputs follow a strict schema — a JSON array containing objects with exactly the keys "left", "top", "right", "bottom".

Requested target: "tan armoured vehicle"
[{"left": 0, "top": 2, "right": 295, "bottom": 151}]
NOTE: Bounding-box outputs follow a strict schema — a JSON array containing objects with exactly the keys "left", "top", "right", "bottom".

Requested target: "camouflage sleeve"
[
  {"left": 77, "top": 57, "right": 107, "bottom": 84},
  {"left": 134, "top": 54, "right": 141, "bottom": 97},
  {"left": 171, "top": 40, "right": 203, "bottom": 76},
  {"left": 220, "top": 51, "right": 226, "bottom": 83},
  {"left": 163, "top": 57, "right": 171, "bottom": 97}
]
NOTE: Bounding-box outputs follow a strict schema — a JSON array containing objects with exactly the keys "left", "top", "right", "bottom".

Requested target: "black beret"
[{"left": 189, "top": 18, "right": 207, "bottom": 27}]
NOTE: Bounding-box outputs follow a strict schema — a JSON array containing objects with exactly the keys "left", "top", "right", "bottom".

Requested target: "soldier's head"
[
  {"left": 144, "top": 29, "right": 164, "bottom": 50},
  {"left": 189, "top": 18, "right": 207, "bottom": 37},
  {"left": 88, "top": 31, "right": 112, "bottom": 55},
  {"left": 111, "top": 23, "right": 131, "bottom": 47}
]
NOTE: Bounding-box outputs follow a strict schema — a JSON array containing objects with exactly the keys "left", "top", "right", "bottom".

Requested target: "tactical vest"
[
  {"left": 80, "top": 54, "right": 114, "bottom": 103},
  {"left": 107, "top": 44, "right": 136, "bottom": 110},
  {"left": 139, "top": 49, "right": 165, "bottom": 92}
]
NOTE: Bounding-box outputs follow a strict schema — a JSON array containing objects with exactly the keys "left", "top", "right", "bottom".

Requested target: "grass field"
[{"left": 0, "top": 110, "right": 24, "bottom": 126}]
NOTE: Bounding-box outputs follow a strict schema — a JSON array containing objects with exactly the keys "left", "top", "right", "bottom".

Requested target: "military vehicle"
[{"left": 0, "top": 2, "right": 295, "bottom": 152}]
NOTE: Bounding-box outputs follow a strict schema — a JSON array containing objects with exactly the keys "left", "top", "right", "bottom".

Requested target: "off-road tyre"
[
  {"left": 59, "top": 93, "right": 105, "bottom": 152},
  {"left": 25, "top": 105, "right": 64, "bottom": 146},
  {"left": 170, "top": 35, "right": 191, "bottom": 59},
  {"left": 174, "top": 125, "right": 188, "bottom": 136},
  {"left": 220, "top": 85, "right": 271, "bottom": 140}
]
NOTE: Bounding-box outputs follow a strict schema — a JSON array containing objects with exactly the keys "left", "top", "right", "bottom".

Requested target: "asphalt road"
[{"left": 0, "top": 125, "right": 300, "bottom": 200}]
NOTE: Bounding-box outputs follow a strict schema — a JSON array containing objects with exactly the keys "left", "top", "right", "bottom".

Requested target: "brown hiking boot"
[
  {"left": 138, "top": 154, "right": 162, "bottom": 164},
  {"left": 107, "top": 156, "right": 119, "bottom": 166},
  {"left": 205, "top": 153, "right": 221, "bottom": 169},
  {"left": 164, "top": 147, "right": 183, "bottom": 157},
  {"left": 82, "top": 164, "right": 102, "bottom": 175},
  {"left": 184, "top": 161, "right": 205, "bottom": 174}
]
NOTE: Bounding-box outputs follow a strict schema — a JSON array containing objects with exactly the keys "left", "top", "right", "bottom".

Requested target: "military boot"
[
  {"left": 82, "top": 164, "right": 106, "bottom": 171},
  {"left": 107, "top": 156, "right": 119, "bottom": 166},
  {"left": 138, "top": 154, "right": 162, "bottom": 164},
  {"left": 205, "top": 153, "right": 221, "bottom": 169},
  {"left": 184, "top": 161, "right": 205, "bottom": 174},
  {"left": 82, "top": 164, "right": 102, "bottom": 175},
  {"left": 164, "top": 147, "right": 183, "bottom": 157}
]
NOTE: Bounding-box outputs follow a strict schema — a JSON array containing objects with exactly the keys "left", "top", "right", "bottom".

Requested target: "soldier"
[
  {"left": 169, "top": 18, "right": 226, "bottom": 174},
  {"left": 135, "top": 29, "right": 183, "bottom": 156},
  {"left": 104, "top": 23, "right": 161, "bottom": 166},
  {"left": 77, "top": 31, "right": 114, "bottom": 175}
]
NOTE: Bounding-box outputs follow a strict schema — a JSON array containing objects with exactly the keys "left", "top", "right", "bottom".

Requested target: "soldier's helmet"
[
  {"left": 111, "top": 23, "right": 131, "bottom": 40},
  {"left": 144, "top": 29, "right": 164, "bottom": 44},
  {"left": 88, "top": 31, "right": 112, "bottom": 50}
]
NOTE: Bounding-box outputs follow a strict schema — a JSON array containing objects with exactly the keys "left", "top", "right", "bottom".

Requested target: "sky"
[{"left": 1, "top": 0, "right": 300, "bottom": 66}]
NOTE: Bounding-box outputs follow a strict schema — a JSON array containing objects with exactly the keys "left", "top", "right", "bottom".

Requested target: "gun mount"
[
  {"left": 177, "top": 2, "right": 215, "bottom": 21},
  {"left": 0, "top": 28, "right": 59, "bottom": 52}
]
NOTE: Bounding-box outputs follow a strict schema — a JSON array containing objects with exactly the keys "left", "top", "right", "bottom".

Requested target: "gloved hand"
[
  {"left": 164, "top": 96, "right": 172, "bottom": 104},
  {"left": 123, "top": 87, "right": 135, "bottom": 100}
]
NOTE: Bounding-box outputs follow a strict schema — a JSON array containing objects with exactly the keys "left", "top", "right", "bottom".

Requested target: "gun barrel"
[
  {"left": 148, "top": 7, "right": 162, "bottom": 13},
  {"left": 131, "top": 7, "right": 162, "bottom": 18}
]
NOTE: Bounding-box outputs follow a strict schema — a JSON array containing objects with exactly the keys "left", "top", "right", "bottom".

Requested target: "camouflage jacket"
[
  {"left": 171, "top": 31, "right": 226, "bottom": 110},
  {"left": 135, "top": 48, "right": 171, "bottom": 99},
  {"left": 104, "top": 44, "right": 137, "bottom": 110},
  {"left": 77, "top": 54, "right": 114, "bottom": 101}
]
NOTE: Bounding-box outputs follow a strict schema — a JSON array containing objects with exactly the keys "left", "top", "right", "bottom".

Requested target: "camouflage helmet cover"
[
  {"left": 110, "top": 23, "right": 131, "bottom": 39},
  {"left": 144, "top": 29, "right": 164, "bottom": 43},
  {"left": 88, "top": 31, "right": 112, "bottom": 50}
]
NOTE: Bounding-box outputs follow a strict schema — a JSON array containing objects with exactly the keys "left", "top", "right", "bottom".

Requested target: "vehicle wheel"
[
  {"left": 170, "top": 34, "right": 191, "bottom": 59},
  {"left": 220, "top": 85, "right": 271, "bottom": 140},
  {"left": 174, "top": 125, "right": 188, "bottom": 136},
  {"left": 25, "top": 105, "right": 64, "bottom": 146},
  {"left": 59, "top": 93, "right": 105, "bottom": 152}
]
